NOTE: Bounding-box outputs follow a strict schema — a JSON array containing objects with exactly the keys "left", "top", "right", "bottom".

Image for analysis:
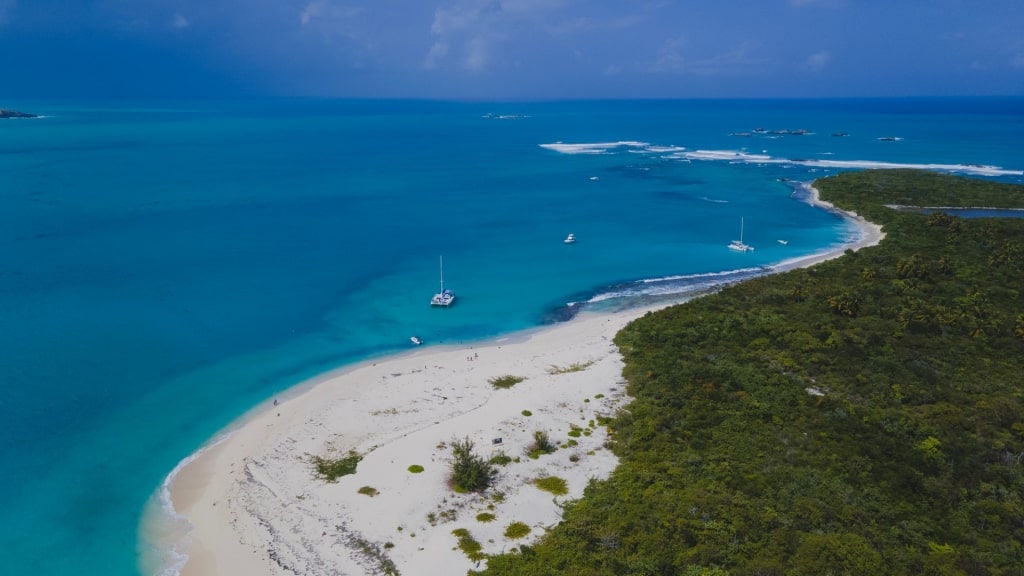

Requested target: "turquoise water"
[{"left": 0, "top": 98, "right": 1021, "bottom": 575}]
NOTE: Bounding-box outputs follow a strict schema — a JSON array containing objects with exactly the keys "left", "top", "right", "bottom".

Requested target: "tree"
[{"left": 449, "top": 437, "right": 496, "bottom": 492}]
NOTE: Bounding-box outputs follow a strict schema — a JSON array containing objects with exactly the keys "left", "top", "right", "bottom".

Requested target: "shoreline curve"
[{"left": 149, "top": 180, "right": 884, "bottom": 576}]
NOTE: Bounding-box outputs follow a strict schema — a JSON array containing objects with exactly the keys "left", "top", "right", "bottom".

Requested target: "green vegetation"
[
  {"left": 349, "top": 536, "right": 400, "bottom": 576},
  {"left": 357, "top": 485, "right": 379, "bottom": 497},
  {"left": 489, "top": 375, "right": 526, "bottom": 389},
  {"left": 504, "top": 522, "right": 532, "bottom": 539},
  {"left": 407, "top": 464, "right": 424, "bottom": 473},
  {"left": 476, "top": 512, "right": 497, "bottom": 523},
  {"left": 449, "top": 437, "right": 497, "bottom": 492},
  {"left": 547, "top": 361, "right": 595, "bottom": 374},
  {"left": 482, "top": 171, "right": 1024, "bottom": 575},
  {"left": 489, "top": 452, "right": 513, "bottom": 466},
  {"left": 533, "top": 476, "right": 569, "bottom": 496},
  {"left": 310, "top": 451, "right": 361, "bottom": 482},
  {"left": 521, "top": 409, "right": 533, "bottom": 416},
  {"left": 452, "top": 528, "right": 486, "bottom": 561},
  {"left": 527, "top": 430, "right": 556, "bottom": 459}
]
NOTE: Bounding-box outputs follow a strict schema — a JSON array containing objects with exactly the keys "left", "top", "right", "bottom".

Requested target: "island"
[{"left": 0, "top": 109, "right": 38, "bottom": 119}]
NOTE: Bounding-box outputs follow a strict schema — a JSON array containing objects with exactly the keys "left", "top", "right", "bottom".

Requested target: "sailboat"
[
  {"left": 429, "top": 256, "right": 456, "bottom": 307},
  {"left": 728, "top": 218, "right": 755, "bottom": 252}
]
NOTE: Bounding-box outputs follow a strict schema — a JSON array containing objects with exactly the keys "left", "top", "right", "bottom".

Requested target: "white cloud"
[
  {"left": 299, "top": 1, "right": 363, "bottom": 27},
  {"left": 423, "top": 0, "right": 572, "bottom": 72},
  {"left": 649, "top": 38, "right": 767, "bottom": 76},
  {"left": 300, "top": 2, "right": 319, "bottom": 26},
  {"left": 804, "top": 50, "right": 831, "bottom": 73},
  {"left": 425, "top": 0, "right": 502, "bottom": 72},
  {"left": 423, "top": 41, "right": 449, "bottom": 69},
  {"left": 463, "top": 36, "right": 490, "bottom": 71},
  {"left": 170, "top": 12, "right": 189, "bottom": 29},
  {"left": 649, "top": 37, "right": 688, "bottom": 73}
]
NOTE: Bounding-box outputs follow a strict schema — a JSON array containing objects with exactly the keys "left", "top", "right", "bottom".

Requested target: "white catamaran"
[
  {"left": 728, "top": 217, "right": 755, "bottom": 252},
  {"left": 430, "top": 256, "right": 456, "bottom": 307}
]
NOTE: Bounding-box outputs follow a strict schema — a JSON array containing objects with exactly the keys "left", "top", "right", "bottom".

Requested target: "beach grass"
[
  {"left": 547, "top": 361, "right": 595, "bottom": 374},
  {"left": 527, "top": 430, "right": 556, "bottom": 459},
  {"left": 489, "top": 375, "right": 526, "bottom": 389},
  {"left": 488, "top": 452, "right": 513, "bottom": 466},
  {"left": 310, "top": 451, "right": 362, "bottom": 482},
  {"left": 533, "top": 476, "right": 569, "bottom": 496}
]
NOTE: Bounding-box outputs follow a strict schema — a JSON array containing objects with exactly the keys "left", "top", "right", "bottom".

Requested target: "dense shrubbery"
[{"left": 481, "top": 170, "right": 1024, "bottom": 575}]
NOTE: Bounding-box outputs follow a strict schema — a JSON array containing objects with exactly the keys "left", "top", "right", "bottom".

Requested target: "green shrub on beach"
[
  {"left": 533, "top": 476, "right": 569, "bottom": 496},
  {"left": 504, "top": 522, "right": 531, "bottom": 539},
  {"left": 408, "top": 464, "right": 425, "bottom": 473},
  {"left": 521, "top": 409, "right": 532, "bottom": 416},
  {"left": 310, "top": 451, "right": 361, "bottom": 482},
  {"left": 489, "top": 452, "right": 513, "bottom": 466},
  {"left": 449, "top": 437, "right": 496, "bottom": 492},
  {"left": 357, "top": 486, "right": 379, "bottom": 497},
  {"left": 452, "top": 528, "right": 485, "bottom": 560},
  {"left": 527, "top": 430, "right": 556, "bottom": 459},
  {"left": 476, "top": 512, "right": 497, "bottom": 523},
  {"left": 489, "top": 375, "right": 526, "bottom": 389}
]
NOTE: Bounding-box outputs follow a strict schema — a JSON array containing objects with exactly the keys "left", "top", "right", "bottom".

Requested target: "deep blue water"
[{"left": 0, "top": 98, "right": 1021, "bottom": 575}]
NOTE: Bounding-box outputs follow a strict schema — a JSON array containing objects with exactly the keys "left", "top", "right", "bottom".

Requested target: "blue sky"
[{"left": 1, "top": 0, "right": 1022, "bottom": 99}]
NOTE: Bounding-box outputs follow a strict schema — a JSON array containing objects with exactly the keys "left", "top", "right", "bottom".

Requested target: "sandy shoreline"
[{"left": 161, "top": 184, "right": 884, "bottom": 576}]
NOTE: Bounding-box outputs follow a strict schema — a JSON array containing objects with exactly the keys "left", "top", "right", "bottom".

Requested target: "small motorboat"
[
  {"left": 410, "top": 336, "right": 423, "bottom": 345},
  {"left": 778, "top": 239, "right": 789, "bottom": 245},
  {"left": 564, "top": 233, "right": 576, "bottom": 244}
]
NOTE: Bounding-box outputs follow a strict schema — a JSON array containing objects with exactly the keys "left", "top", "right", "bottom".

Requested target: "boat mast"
[
  {"left": 439, "top": 256, "right": 444, "bottom": 292},
  {"left": 740, "top": 217, "right": 744, "bottom": 243}
]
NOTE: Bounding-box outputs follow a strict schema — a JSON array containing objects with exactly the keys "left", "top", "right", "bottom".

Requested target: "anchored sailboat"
[
  {"left": 728, "top": 218, "right": 755, "bottom": 252},
  {"left": 429, "top": 256, "right": 456, "bottom": 307}
]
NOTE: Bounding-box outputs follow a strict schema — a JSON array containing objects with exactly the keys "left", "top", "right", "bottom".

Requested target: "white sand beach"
[
  {"left": 772, "top": 184, "right": 886, "bottom": 272},
  {"left": 168, "top": 185, "right": 885, "bottom": 576}
]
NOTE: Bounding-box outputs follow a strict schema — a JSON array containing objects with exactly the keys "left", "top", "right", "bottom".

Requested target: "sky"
[{"left": 1, "top": 0, "right": 1022, "bottom": 100}]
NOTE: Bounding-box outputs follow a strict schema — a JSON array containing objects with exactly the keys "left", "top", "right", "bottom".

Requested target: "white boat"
[
  {"left": 564, "top": 233, "right": 576, "bottom": 244},
  {"left": 430, "top": 256, "right": 455, "bottom": 307},
  {"left": 728, "top": 218, "right": 754, "bottom": 252},
  {"left": 777, "top": 239, "right": 789, "bottom": 245},
  {"left": 410, "top": 336, "right": 423, "bottom": 345}
]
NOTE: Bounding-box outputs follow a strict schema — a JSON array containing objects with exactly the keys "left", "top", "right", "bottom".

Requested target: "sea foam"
[{"left": 539, "top": 139, "right": 1022, "bottom": 177}]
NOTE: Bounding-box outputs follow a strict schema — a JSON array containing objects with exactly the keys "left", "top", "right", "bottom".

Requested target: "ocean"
[{"left": 0, "top": 98, "right": 1021, "bottom": 575}]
